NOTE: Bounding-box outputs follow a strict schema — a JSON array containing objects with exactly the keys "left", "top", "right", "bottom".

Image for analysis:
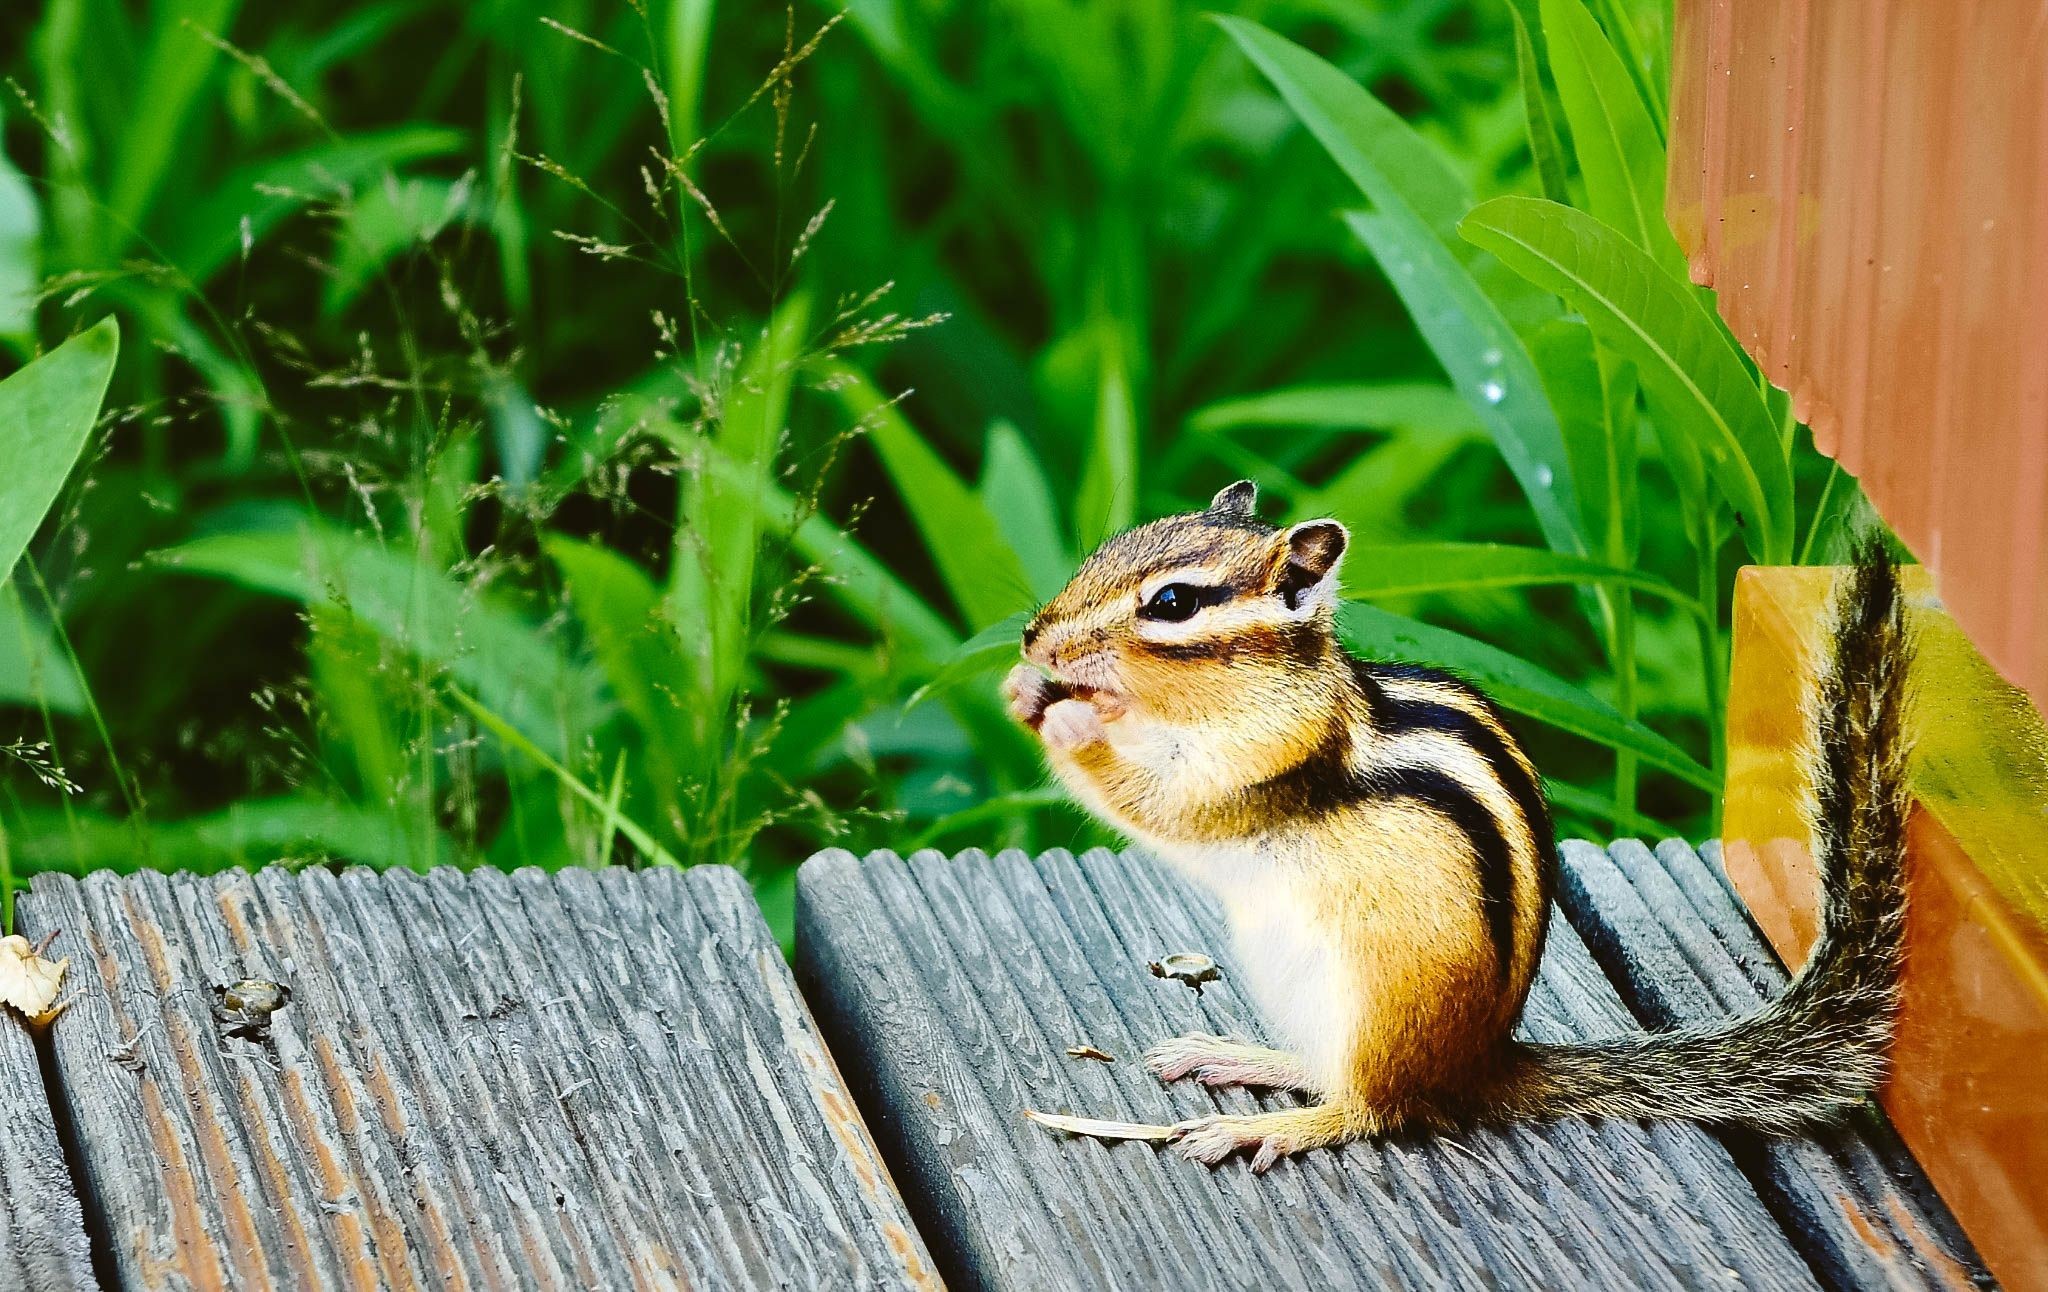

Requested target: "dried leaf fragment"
[
  {"left": 1023, "top": 1109, "right": 1177, "bottom": 1143},
  {"left": 1065, "top": 1045, "right": 1115, "bottom": 1063},
  {"left": 0, "top": 933, "right": 69, "bottom": 1020},
  {"left": 1148, "top": 952, "right": 1219, "bottom": 993}
]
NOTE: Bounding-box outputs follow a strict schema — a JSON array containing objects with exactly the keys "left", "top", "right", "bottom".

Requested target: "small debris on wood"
[
  {"left": 1023, "top": 1109, "right": 1177, "bottom": 1143},
  {"left": 0, "top": 931, "right": 69, "bottom": 1020},
  {"left": 1147, "top": 952, "right": 1219, "bottom": 993},
  {"left": 212, "top": 979, "right": 291, "bottom": 1039},
  {"left": 1065, "top": 1044, "right": 1115, "bottom": 1063}
]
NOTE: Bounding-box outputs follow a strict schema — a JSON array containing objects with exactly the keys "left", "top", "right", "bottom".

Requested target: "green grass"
[{"left": 0, "top": 0, "right": 1858, "bottom": 944}]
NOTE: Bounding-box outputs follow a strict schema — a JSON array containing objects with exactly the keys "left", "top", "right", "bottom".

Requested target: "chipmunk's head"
[{"left": 1021, "top": 481, "right": 1348, "bottom": 719}]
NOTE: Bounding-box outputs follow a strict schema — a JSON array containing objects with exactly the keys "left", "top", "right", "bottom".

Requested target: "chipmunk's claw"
[
  {"left": 1167, "top": 1105, "right": 1369, "bottom": 1173},
  {"left": 1169, "top": 1115, "right": 1296, "bottom": 1173}
]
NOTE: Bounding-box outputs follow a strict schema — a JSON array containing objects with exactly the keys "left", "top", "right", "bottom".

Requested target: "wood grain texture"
[
  {"left": 0, "top": 1012, "right": 96, "bottom": 1290},
  {"left": 797, "top": 845, "right": 1822, "bottom": 1292},
  {"left": 1555, "top": 839, "right": 1992, "bottom": 1291},
  {"left": 18, "top": 865, "right": 939, "bottom": 1292}
]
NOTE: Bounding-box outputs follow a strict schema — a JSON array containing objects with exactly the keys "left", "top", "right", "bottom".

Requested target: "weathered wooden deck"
[
  {"left": 8, "top": 865, "right": 937, "bottom": 1291},
  {"left": 0, "top": 842, "right": 1991, "bottom": 1290}
]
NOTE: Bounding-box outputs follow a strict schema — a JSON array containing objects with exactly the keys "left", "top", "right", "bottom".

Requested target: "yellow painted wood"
[{"left": 1722, "top": 565, "right": 2048, "bottom": 1292}]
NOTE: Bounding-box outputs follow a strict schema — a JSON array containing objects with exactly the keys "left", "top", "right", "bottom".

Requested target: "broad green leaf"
[
  {"left": 1189, "top": 383, "right": 1482, "bottom": 437},
  {"left": 1531, "top": 319, "right": 1641, "bottom": 565},
  {"left": 1460, "top": 197, "right": 1793, "bottom": 561},
  {"left": 1586, "top": 0, "right": 1668, "bottom": 134},
  {"left": 1542, "top": 0, "right": 1684, "bottom": 275},
  {"left": 1338, "top": 602, "right": 1714, "bottom": 790},
  {"left": 0, "top": 317, "right": 119, "bottom": 583},
  {"left": 821, "top": 359, "right": 1034, "bottom": 630},
  {"left": 981, "top": 421, "right": 1070, "bottom": 600},
  {"left": 158, "top": 518, "right": 605, "bottom": 756},
  {"left": 1306, "top": 430, "right": 1478, "bottom": 539},
  {"left": 1342, "top": 542, "right": 1701, "bottom": 616},
  {"left": 0, "top": 582, "right": 85, "bottom": 714},
  {"left": 0, "top": 142, "right": 38, "bottom": 347},
  {"left": 1218, "top": 16, "right": 1472, "bottom": 251},
  {"left": 1217, "top": 19, "right": 1593, "bottom": 557},
  {"left": 755, "top": 631, "right": 889, "bottom": 678},
  {"left": 1215, "top": 15, "right": 1547, "bottom": 322},
  {"left": 486, "top": 378, "right": 546, "bottom": 491},
  {"left": 906, "top": 612, "right": 1028, "bottom": 710},
  {"left": 1506, "top": 2, "right": 1571, "bottom": 205},
  {"left": 1347, "top": 210, "right": 1586, "bottom": 558}
]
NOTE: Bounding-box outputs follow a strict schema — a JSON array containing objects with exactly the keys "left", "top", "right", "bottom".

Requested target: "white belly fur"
[{"left": 1153, "top": 840, "right": 1357, "bottom": 1095}]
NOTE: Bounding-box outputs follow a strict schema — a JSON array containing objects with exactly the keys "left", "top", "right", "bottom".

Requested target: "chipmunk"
[{"left": 1005, "top": 481, "right": 1910, "bottom": 1172}]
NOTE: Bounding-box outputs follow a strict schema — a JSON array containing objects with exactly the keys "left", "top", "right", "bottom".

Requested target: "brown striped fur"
[{"left": 1006, "top": 483, "right": 1912, "bottom": 1171}]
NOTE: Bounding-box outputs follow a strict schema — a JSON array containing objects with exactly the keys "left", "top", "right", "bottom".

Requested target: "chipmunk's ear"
[
  {"left": 1278, "top": 519, "right": 1348, "bottom": 614},
  {"left": 1207, "top": 480, "right": 1258, "bottom": 521}
]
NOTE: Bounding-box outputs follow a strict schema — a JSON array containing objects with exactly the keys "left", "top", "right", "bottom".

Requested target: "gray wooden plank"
[
  {"left": 1554, "top": 839, "right": 1992, "bottom": 1291},
  {"left": 0, "top": 1007, "right": 96, "bottom": 1290},
  {"left": 19, "top": 865, "right": 940, "bottom": 1292},
  {"left": 797, "top": 845, "right": 1825, "bottom": 1292}
]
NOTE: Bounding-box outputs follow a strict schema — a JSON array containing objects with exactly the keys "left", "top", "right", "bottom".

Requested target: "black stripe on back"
[
  {"left": 1351, "top": 657, "right": 1554, "bottom": 979},
  {"left": 1360, "top": 761, "right": 1520, "bottom": 981},
  {"left": 1352, "top": 658, "right": 1556, "bottom": 866}
]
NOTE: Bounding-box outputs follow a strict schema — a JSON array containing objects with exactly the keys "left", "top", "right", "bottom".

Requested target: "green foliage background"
[{"left": 0, "top": 0, "right": 1856, "bottom": 942}]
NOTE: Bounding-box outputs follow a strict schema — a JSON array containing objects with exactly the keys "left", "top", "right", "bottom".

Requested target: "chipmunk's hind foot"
[
  {"left": 1144, "top": 1034, "right": 1311, "bottom": 1091},
  {"left": 1169, "top": 1103, "right": 1377, "bottom": 1173}
]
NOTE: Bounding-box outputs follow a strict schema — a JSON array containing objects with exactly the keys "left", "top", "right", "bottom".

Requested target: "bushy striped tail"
[{"left": 1488, "top": 538, "right": 1912, "bottom": 1133}]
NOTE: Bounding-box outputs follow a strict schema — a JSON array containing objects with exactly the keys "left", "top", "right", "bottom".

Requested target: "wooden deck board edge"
[{"left": 1553, "top": 839, "right": 1991, "bottom": 1290}]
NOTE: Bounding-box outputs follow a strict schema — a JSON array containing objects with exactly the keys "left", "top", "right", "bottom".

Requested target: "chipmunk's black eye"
[{"left": 1140, "top": 583, "right": 1210, "bottom": 623}]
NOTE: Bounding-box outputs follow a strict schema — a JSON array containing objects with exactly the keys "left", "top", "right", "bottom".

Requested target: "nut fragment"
[
  {"left": 1065, "top": 1045, "right": 1115, "bottom": 1063},
  {"left": 1023, "top": 1109, "right": 1177, "bottom": 1142},
  {"left": 1147, "top": 952, "right": 1220, "bottom": 993},
  {"left": 213, "top": 979, "right": 292, "bottom": 1038}
]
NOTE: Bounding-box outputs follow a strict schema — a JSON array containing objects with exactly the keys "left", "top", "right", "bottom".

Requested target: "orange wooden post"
[
  {"left": 1670, "top": 0, "right": 2048, "bottom": 721},
  {"left": 1674, "top": 1, "right": 2048, "bottom": 1281}
]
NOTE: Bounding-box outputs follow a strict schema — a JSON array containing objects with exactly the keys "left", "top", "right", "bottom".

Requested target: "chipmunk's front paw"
[
  {"left": 1003, "top": 664, "right": 1065, "bottom": 728},
  {"left": 1039, "top": 698, "right": 1107, "bottom": 750}
]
